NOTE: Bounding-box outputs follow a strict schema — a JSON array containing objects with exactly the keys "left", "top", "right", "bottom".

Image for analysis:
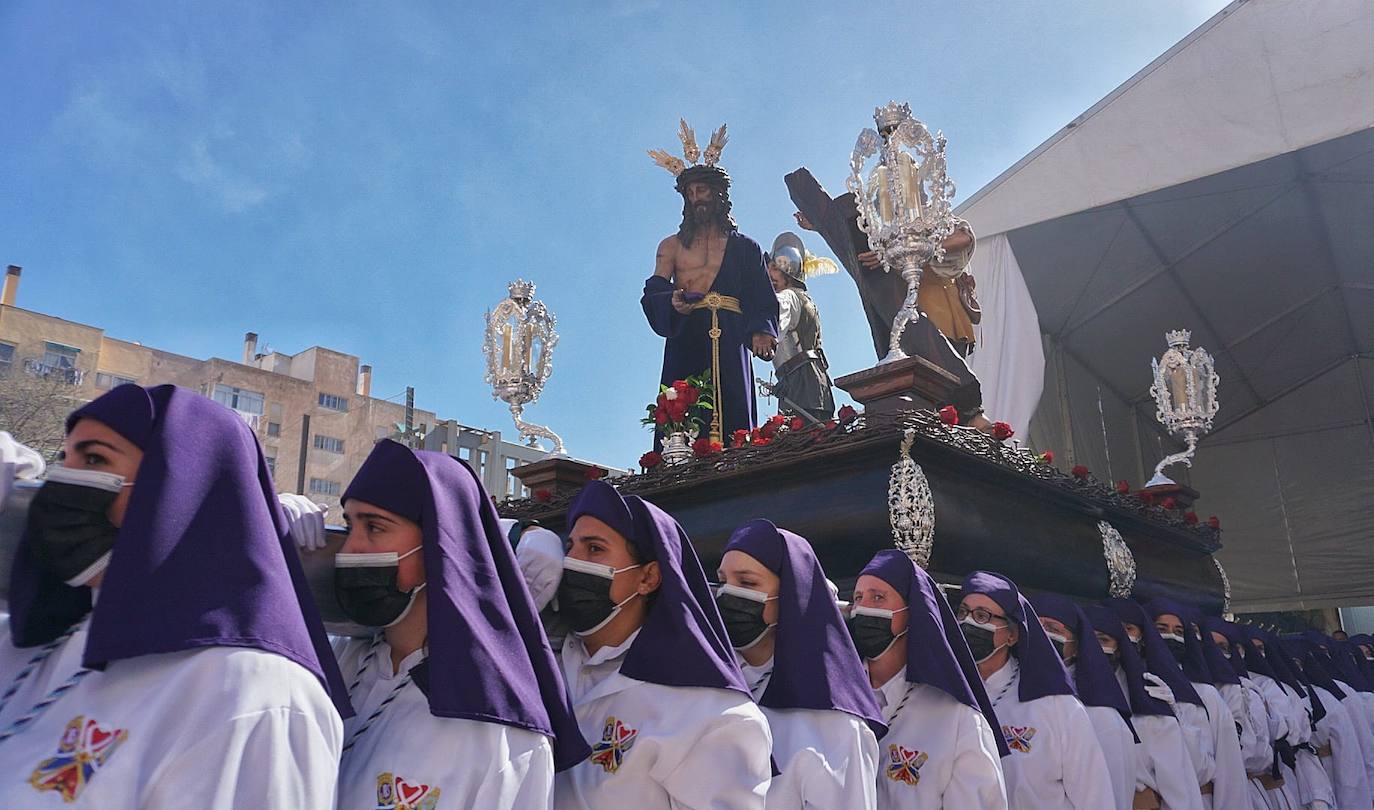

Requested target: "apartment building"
[{"left": 0, "top": 264, "right": 565, "bottom": 508}]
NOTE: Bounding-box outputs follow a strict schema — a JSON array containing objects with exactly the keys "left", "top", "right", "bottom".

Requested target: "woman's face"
[
  {"left": 340, "top": 499, "right": 425, "bottom": 591},
  {"left": 717, "top": 550, "right": 780, "bottom": 626},
  {"left": 852, "top": 575, "right": 909, "bottom": 635},
  {"left": 61, "top": 419, "right": 143, "bottom": 527}
]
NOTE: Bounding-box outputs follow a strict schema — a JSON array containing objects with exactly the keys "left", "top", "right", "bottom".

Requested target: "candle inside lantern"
[
  {"left": 501, "top": 324, "right": 512, "bottom": 371},
  {"left": 897, "top": 153, "right": 923, "bottom": 221},
  {"left": 522, "top": 324, "right": 534, "bottom": 371},
  {"left": 874, "top": 165, "right": 894, "bottom": 223}
]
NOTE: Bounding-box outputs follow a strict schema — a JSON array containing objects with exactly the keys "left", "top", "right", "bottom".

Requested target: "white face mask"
[
  {"left": 1160, "top": 632, "right": 1186, "bottom": 645},
  {"left": 44, "top": 466, "right": 132, "bottom": 491},
  {"left": 1100, "top": 641, "right": 1118, "bottom": 657}
]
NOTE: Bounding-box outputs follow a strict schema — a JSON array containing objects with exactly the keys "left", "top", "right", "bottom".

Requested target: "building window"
[
  {"left": 309, "top": 478, "right": 341, "bottom": 497},
  {"left": 265, "top": 456, "right": 276, "bottom": 475},
  {"left": 212, "top": 384, "right": 265, "bottom": 415},
  {"left": 95, "top": 372, "right": 137, "bottom": 389},
  {"left": 42, "top": 342, "right": 79, "bottom": 370},
  {"left": 318, "top": 392, "right": 349, "bottom": 412},
  {"left": 266, "top": 422, "right": 281, "bottom": 438},
  {"left": 313, "top": 434, "right": 345, "bottom": 454},
  {"left": 0, "top": 343, "right": 13, "bottom": 376}
]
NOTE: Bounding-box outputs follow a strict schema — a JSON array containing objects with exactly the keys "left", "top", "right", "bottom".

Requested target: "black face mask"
[
  {"left": 1102, "top": 644, "right": 1122, "bottom": 667},
  {"left": 961, "top": 620, "right": 1001, "bottom": 662},
  {"left": 714, "top": 585, "right": 775, "bottom": 650},
  {"left": 847, "top": 607, "right": 905, "bottom": 660},
  {"left": 1047, "top": 633, "right": 1075, "bottom": 665},
  {"left": 557, "top": 557, "right": 641, "bottom": 636},
  {"left": 334, "top": 548, "right": 424, "bottom": 628},
  {"left": 1164, "top": 637, "right": 1188, "bottom": 663},
  {"left": 25, "top": 467, "right": 126, "bottom": 585}
]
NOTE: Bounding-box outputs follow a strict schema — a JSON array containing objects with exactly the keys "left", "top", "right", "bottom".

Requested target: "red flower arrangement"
[
  {"left": 641, "top": 372, "right": 714, "bottom": 439},
  {"left": 639, "top": 451, "right": 662, "bottom": 470},
  {"left": 1037, "top": 450, "right": 1055, "bottom": 465},
  {"left": 1115, "top": 480, "right": 1131, "bottom": 495},
  {"left": 789, "top": 415, "right": 805, "bottom": 431},
  {"left": 1207, "top": 516, "right": 1221, "bottom": 530},
  {"left": 1071, "top": 465, "right": 1090, "bottom": 480},
  {"left": 991, "top": 421, "right": 1015, "bottom": 441},
  {"left": 938, "top": 405, "right": 960, "bottom": 426},
  {"left": 730, "top": 428, "right": 750, "bottom": 449},
  {"left": 692, "top": 437, "right": 723, "bottom": 458},
  {"left": 1138, "top": 491, "right": 1155, "bottom": 506},
  {"left": 838, "top": 404, "right": 859, "bottom": 424},
  {"left": 533, "top": 489, "right": 552, "bottom": 503},
  {"left": 1184, "top": 511, "right": 1199, "bottom": 525},
  {"left": 1161, "top": 496, "right": 1178, "bottom": 510}
]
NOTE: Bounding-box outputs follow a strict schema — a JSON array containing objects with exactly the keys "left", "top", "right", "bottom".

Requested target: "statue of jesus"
[{"left": 643, "top": 122, "right": 779, "bottom": 445}]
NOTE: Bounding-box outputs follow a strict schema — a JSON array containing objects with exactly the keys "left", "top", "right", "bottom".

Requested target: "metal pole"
[
  {"left": 296, "top": 414, "right": 311, "bottom": 494},
  {"left": 405, "top": 387, "right": 415, "bottom": 449}
]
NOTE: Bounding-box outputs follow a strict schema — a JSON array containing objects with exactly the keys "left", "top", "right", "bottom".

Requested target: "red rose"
[
  {"left": 789, "top": 416, "right": 805, "bottom": 431},
  {"left": 654, "top": 408, "right": 668, "bottom": 425},
  {"left": 667, "top": 400, "right": 688, "bottom": 423},
  {"left": 692, "top": 437, "right": 722, "bottom": 457},
  {"left": 681, "top": 386, "right": 699, "bottom": 405},
  {"left": 583, "top": 466, "right": 606, "bottom": 481},
  {"left": 533, "top": 489, "right": 552, "bottom": 503},
  {"left": 991, "top": 421, "right": 1014, "bottom": 441},
  {"left": 753, "top": 436, "right": 772, "bottom": 447},
  {"left": 938, "top": 405, "right": 959, "bottom": 426},
  {"left": 1139, "top": 491, "right": 1155, "bottom": 505},
  {"left": 730, "top": 429, "right": 750, "bottom": 448},
  {"left": 1040, "top": 451, "right": 1055, "bottom": 464},
  {"left": 657, "top": 392, "right": 670, "bottom": 408},
  {"left": 1115, "top": 480, "right": 1131, "bottom": 495},
  {"left": 1207, "top": 515, "right": 1220, "bottom": 529},
  {"left": 639, "top": 451, "right": 662, "bottom": 470},
  {"left": 1071, "top": 464, "right": 1090, "bottom": 479},
  {"left": 1184, "top": 511, "right": 1199, "bottom": 525},
  {"left": 838, "top": 404, "right": 859, "bottom": 424},
  {"left": 768, "top": 414, "right": 786, "bottom": 427},
  {"left": 760, "top": 421, "right": 779, "bottom": 440},
  {"left": 824, "top": 419, "right": 838, "bottom": 430},
  {"left": 1161, "top": 496, "right": 1178, "bottom": 510},
  {"left": 672, "top": 379, "right": 690, "bottom": 394}
]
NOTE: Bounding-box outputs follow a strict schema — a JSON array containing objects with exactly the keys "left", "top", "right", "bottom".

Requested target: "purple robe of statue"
[{"left": 642, "top": 231, "right": 779, "bottom": 442}]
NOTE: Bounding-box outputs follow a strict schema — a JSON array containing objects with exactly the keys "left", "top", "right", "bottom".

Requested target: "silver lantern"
[
  {"left": 483, "top": 279, "right": 565, "bottom": 456},
  {"left": 847, "top": 101, "right": 958, "bottom": 364},
  {"left": 1146, "top": 329, "right": 1219, "bottom": 486}
]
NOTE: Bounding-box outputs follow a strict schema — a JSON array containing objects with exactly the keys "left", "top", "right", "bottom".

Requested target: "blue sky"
[{"left": 0, "top": 1, "right": 1231, "bottom": 470}]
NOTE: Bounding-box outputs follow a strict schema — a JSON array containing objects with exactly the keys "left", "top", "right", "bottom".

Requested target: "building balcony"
[{"left": 22, "top": 359, "right": 84, "bottom": 386}]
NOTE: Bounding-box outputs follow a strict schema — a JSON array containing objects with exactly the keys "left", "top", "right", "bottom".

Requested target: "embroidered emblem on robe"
[
  {"left": 1002, "top": 724, "right": 1037, "bottom": 753},
  {"left": 375, "top": 771, "right": 441, "bottom": 810},
  {"left": 589, "top": 716, "right": 638, "bottom": 774},
  {"left": 885, "top": 744, "right": 929, "bottom": 785},
  {"left": 28, "top": 715, "right": 129, "bottom": 802}
]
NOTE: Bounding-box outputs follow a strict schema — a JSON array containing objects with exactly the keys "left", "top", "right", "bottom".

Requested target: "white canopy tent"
[{"left": 958, "top": 0, "right": 1374, "bottom": 611}]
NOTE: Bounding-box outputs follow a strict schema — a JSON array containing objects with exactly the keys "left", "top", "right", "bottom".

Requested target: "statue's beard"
[{"left": 692, "top": 201, "right": 718, "bottom": 224}]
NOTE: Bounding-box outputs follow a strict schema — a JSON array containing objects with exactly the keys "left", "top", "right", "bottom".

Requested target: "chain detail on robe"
[{"left": 689, "top": 292, "right": 743, "bottom": 444}]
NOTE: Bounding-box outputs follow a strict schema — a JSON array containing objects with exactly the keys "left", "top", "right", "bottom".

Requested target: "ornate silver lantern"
[
  {"left": 889, "top": 429, "right": 936, "bottom": 568},
  {"left": 847, "top": 101, "right": 958, "bottom": 364},
  {"left": 483, "top": 279, "right": 565, "bottom": 455},
  {"left": 1146, "top": 329, "right": 1219, "bottom": 486}
]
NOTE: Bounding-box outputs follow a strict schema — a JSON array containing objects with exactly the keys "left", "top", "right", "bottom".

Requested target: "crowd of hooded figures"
[{"left": 1, "top": 383, "right": 1373, "bottom": 809}]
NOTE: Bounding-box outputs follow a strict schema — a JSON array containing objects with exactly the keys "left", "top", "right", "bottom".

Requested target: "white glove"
[
  {"left": 1142, "top": 671, "right": 1177, "bottom": 705},
  {"left": 513, "top": 524, "right": 564, "bottom": 612},
  {"left": 279, "top": 493, "right": 328, "bottom": 551},
  {"left": 0, "top": 432, "right": 45, "bottom": 515}
]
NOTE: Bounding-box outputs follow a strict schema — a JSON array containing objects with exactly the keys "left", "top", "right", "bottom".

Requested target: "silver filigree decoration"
[
  {"left": 483, "top": 279, "right": 565, "bottom": 455},
  {"left": 1214, "top": 557, "right": 1232, "bottom": 619},
  {"left": 1099, "top": 520, "right": 1136, "bottom": 598},
  {"left": 1147, "top": 329, "right": 1220, "bottom": 486},
  {"left": 889, "top": 428, "right": 936, "bottom": 567}
]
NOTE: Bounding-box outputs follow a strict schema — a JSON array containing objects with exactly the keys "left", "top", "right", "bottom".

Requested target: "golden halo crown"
[{"left": 648, "top": 118, "right": 729, "bottom": 177}]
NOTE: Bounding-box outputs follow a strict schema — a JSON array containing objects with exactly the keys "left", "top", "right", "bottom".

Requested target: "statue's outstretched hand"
[
  {"left": 751, "top": 333, "right": 777, "bottom": 361},
  {"left": 857, "top": 251, "right": 883, "bottom": 270}
]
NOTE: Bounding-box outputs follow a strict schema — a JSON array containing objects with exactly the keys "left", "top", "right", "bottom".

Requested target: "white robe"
[
  {"left": 555, "top": 631, "right": 772, "bottom": 810},
  {"left": 983, "top": 659, "right": 1114, "bottom": 809},
  {"left": 1192, "top": 681, "right": 1249, "bottom": 810},
  {"left": 1246, "top": 673, "right": 1307, "bottom": 810},
  {"left": 0, "top": 621, "right": 342, "bottom": 808},
  {"left": 1082, "top": 704, "right": 1135, "bottom": 810},
  {"left": 1173, "top": 697, "right": 1217, "bottom": 796},
  {"left": 1332, "top": 679, "right": 1374, "bottom": 795},
  {"left": 871, "top": 667, "right": 1007, "bottom": 810},
  {"left": 1310, "top": 685, "right": 1369, "bottom": 809},
  {"left": 1219, "top": 678, "right": 1279, "bottom": 810},
  {"left": 736, "top": 659, "right": 879, "bottom": 810},
  {"left": 334, "top": 637, "right": 556, "bottom": 810},
  {"left": 1112, "top": 668, "right": 1203, "bottom": 810}
]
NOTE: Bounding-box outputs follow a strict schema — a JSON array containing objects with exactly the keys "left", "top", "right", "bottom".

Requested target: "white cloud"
[{"left": 176, "top": 137, "right": 270, "bottom": 212}]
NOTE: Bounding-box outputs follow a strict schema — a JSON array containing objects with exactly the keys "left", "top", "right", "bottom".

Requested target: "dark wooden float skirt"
[{"left": 501, "top": 410, "right": 1226, "bottom": 613}]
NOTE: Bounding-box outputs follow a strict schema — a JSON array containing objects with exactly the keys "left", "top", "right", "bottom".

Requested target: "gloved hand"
[
  {"left": 1142, "top": 672, "right": 1177, "bottom": 705},
  {"left": 514, "top": 524, "right": 565, "bottom": 612},
  {"left": 279, "top": 493, "right": 329, "bottom": 551},
  {"left": 0, "top": 432, "right": 45, "bottom": 515}
]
